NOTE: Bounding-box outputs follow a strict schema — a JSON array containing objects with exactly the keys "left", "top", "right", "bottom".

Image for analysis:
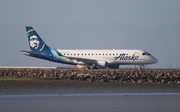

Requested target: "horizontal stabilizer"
[{"left": 21, "top": 50, "right": 45, "bottom": 58}]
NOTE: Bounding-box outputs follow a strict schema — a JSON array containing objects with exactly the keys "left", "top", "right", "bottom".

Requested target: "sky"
[
  {"left": 0, "top": 0, "right": 180, "bottom": 68},
  {"left": 1, "top": 0, "right": 180, "bottom": 26}
]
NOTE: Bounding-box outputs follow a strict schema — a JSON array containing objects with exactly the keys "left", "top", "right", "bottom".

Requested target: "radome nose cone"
[{"left": 153, "top": 57, "right": 158, "bottom": 63}]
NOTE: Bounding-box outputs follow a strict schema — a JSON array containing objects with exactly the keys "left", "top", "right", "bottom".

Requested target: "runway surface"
[
  {"left": 0, "top": 80, "right": 180, "bottom": 112},
  {"left": 0, "top": 93, "right": 180, "bottom": 112}
]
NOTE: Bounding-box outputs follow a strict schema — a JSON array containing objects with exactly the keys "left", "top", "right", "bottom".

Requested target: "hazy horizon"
[{"left": 0, "top": 0, "right": 180, "bottom": 68}]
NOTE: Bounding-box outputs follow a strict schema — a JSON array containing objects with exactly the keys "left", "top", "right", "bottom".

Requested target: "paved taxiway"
[{"left": 0, "top": 93, "right": 180, "bottom": 112}]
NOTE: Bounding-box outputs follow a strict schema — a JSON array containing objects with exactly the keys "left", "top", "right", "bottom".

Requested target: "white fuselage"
[{"left": 57, "top": 49, "right": 158, "bottom": 66}]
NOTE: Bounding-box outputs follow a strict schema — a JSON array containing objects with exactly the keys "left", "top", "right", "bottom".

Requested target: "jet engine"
[{"left": 95, "top": 60, "right": 108, "bottom": 68}]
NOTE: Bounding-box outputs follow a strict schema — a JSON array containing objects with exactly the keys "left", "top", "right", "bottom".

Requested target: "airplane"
[{"left": 21, "top": 26, "right": 158, "bottom": 69}]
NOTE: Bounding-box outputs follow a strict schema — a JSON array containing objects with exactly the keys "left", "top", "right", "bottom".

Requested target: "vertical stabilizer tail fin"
[{"left": 26, "top": 26, "right": 49, "bottom": 53}]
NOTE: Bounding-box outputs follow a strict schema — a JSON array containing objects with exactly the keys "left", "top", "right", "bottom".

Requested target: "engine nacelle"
[{"left": 95, "top": 60, "right": 108, "bottom": 68}]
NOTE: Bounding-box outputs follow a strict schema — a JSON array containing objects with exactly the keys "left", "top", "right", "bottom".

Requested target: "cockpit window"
[{"left": 142, "top": 52, "right": 151, "bottom": 55}]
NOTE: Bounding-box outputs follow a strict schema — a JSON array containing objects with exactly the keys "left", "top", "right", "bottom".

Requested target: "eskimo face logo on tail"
[{"left": 29, "top": 35, "right": 39, "bottom": 49}]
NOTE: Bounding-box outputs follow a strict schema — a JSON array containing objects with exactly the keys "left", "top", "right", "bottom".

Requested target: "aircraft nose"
[{"left": 152, "top": 57, "right": 158, "bottom": 63}]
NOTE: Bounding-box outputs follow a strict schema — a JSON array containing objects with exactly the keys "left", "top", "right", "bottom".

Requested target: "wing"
[
  {"left": 55, "top": 49, "right": 96, "bottom": 65},
  {"left": 66, "top": 56, "right": 96, "bottom": 65}
]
